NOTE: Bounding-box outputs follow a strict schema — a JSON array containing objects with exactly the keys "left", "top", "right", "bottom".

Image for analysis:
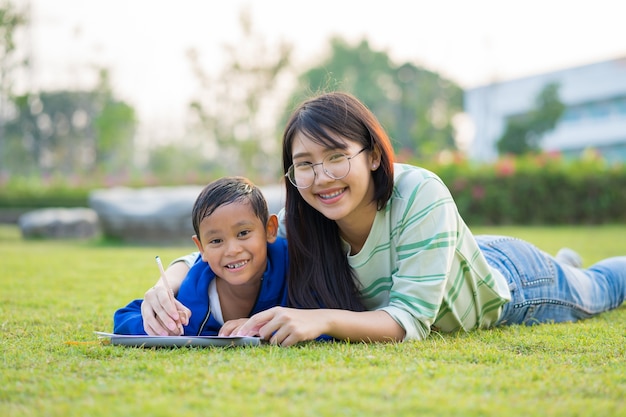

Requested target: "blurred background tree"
[
  {"left": 0, "top": 0, "right": 27, "bottom": 172},
  {"left": 91, "top": 69, "right": 137, "bottom": 175},
  {"left": 283, "top": 37, "right": 464, "bottom": 159},
  {"left": 181, "top": 9, "right": 292, "bottom": 184},
  {"left": 2, "top": 68, "right": 136, "bottom": 177},
  {"left": 496, "top": 82, "right": 565, "bottom": 155},
  {"left": 0, "top": 6, "right": 473, "bottom": 185}
]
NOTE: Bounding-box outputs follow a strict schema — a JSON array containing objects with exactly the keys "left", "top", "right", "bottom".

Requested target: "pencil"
[
  {"left": 155, "top": 256, "right": 184, "bottom": 333},
  {"left": 155, "top": 256, "right": 174, "bottom": 298}
]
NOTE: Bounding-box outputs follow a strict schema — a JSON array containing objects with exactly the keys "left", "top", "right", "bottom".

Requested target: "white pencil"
[
  {"left": 155, "top": 256, "right": 184, "bottom": 333},
  {"left": 155, "top": 256, "right": 174, "bottom": 298}
]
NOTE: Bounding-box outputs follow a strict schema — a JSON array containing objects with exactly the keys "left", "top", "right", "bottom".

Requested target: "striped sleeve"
[
  {"left": 380, "top": 174, "right": 460, "bottom": 340},
  {"left": 350, "top": 164, "right": 509, "bottom": 341}
]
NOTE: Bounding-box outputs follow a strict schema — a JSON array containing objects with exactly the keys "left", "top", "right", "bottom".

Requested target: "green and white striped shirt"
[{"left": 346, "top": 164, "right": 510, "bottom": 340}]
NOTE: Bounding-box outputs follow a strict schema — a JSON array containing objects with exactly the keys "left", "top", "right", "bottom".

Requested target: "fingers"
[
  {"left": 233, "top": 307, "right": 309, "bottom": 347},
  {"left": 143, "top": 312, "right": 182, "bottom": 336},
  {"left": 155, "top": 290, "right": 181, "bottom": 333},
  {"left": 218, "top": 318, "right": 249, "bottom": 336},
  {"left": 222, "top": 307, "right": 317, "bottom": 346},
  {"left": 141, "top": 299, "right": 165, "bottom": 335},
  {"left": 142, "top": 304, "right": 181, "bottom": 335},
  {"left": 269, "top": 331, "right": 300, "bottom": 347},
  {"left": 141, "top": 286, "right": 186, "bottom": 335},
  {"left": 235, "top": 309, "right": 276, "bottom": 337},
  {"left": 174, "top": 300, "right": 191, "bottom": 326},
  {"left": 262, "top": 319, "right": 301, "bottom": 347}
]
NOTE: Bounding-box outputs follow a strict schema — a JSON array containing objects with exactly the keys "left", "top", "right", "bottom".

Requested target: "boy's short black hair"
[{"left": 192, "top": 176, "right": 269, "bottom": 240}]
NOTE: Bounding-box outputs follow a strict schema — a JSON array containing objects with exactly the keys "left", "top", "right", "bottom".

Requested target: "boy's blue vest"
[{"left": 113, "top": 237, "right": 289, "bottom": 336}]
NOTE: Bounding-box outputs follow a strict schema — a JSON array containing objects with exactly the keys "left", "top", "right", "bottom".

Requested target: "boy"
[{"left": 113, "top": 176, "right": 288, "bottom": 336}]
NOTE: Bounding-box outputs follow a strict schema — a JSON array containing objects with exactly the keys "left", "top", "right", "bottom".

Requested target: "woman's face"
[{"left": 290, "top": 131, "right": 380, "bottom": 228}]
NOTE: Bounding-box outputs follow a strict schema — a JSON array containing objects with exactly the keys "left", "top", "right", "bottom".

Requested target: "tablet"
[{"left": 94, "top": 332, "right": 262, "bottom": 348}]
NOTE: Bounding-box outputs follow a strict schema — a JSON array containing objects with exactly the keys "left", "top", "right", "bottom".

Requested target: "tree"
[
  {"left": 147, "top": 144, "right": 211, "bottom": 184},
  {"left": 0, "top": 1, "right": 27, "bottom": 173},
  {"left": 2, "top": 69, "right": 136, "bottom": 176},
  {"left": 283, "top": 38, "right": 463, "bottom": 158},
  {"left": 92, "top": 69, "right": 137, "bottom": 173},
  {"left": 496, "top": 82, "right": 565, "bottom": 155},
  {"left": 184, "top": 9, "right": 293, "bottom": 183},
  {"left": 3, "top": 91, "right": 97, "bottom": 175}
]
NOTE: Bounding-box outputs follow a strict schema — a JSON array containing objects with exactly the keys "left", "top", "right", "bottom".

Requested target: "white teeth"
[
  {"left": 226, "top": 260, "right": 248, "bottom": 269},
  {"left": 320, "top": 189, "right": 343, "bottom": 199}
]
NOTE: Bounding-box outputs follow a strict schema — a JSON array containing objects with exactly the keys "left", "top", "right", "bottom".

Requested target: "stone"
[
  {"left": 18, "top": 207, "right": 100, "bottom": 239},
  {"left": 88, "top": 184, "right": 285, "bottom": 244}
]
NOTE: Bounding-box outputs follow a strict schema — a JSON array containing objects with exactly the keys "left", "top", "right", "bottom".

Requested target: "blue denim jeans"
[{"left": 476, "top": 235, "right": 626, "bottom": 326}]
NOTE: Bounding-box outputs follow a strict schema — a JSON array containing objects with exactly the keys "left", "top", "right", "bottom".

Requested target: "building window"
[
  {"left": 587, "top": 101, "right": 611, "bottom": 119},
  {"left": 561, "top": 106, "right": 584, "bottom": 124},
  {"left": 614, "top": 96, "right": 626, "bottom": 117}
]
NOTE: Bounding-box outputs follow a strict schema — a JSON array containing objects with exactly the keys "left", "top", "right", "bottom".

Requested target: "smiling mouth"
[
  {"left": 226, "top": 260, "right": 248, "bottom": 269},
  {"left": 318, "top": 188, "right": 345, "bottom": 200}
]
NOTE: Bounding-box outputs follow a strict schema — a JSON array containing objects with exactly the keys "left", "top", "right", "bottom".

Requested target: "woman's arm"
[
  {"left": 230, "top": 173, "right": 459, "bottom": 345},
  {"left": 141, "top": 259, "right": 192, "bottom": 335},
  {"left": 229, "top": 307, "right": 405, "bottom": 346}
]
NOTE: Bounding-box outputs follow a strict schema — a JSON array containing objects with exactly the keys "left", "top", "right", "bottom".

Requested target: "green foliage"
[
  {"left": 0, "top": 0, "right": 26, "bottom": 95},
  {"left": 1, "top": 69, "right": 137, "bottom": 177},
  {"left": 4, "top": 91, "right": 97, "bottom": 175},
  {"left": 0, "top": 186, "right": 88, "bottom": 209},
  {"left": 497, "top": 83, "right": 566, "bottom": 155},
  {"left": 146, "top": 144, "right": 218, "bottom": 183},
  {"left": 285, "top": 38, "right": 464, "bottom": 158},
  {"left": 0, "top": 0, "right": 27, "bottom": 175},
  {"left": 1, "top": 224, "right": 625, "bottom": 417},
  {"left": 0, "top": 174, "right": 90, "bottom": 209},
  {"left": 424, "top": 152, "right": 626, "bottom": 225},
  {"left": 93, "top": 70, "right": 137, "bottom": 170},
  {"left": 0, "top": 8, "right": 135, "bottom": 179}
]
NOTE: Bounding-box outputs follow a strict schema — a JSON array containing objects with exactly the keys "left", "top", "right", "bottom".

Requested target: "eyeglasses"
[{"left": 285, "top": 147, "right": 368, "bottom": 189}]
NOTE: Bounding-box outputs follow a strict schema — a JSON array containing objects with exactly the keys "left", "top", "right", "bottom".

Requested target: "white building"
[{"left": 464, "top": 56, "right": 626, "bottom": 162}]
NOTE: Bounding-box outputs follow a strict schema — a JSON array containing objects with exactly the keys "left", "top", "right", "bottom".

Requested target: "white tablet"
[{"left": 94, "top": 332, "right": 262, "bottom": 348}]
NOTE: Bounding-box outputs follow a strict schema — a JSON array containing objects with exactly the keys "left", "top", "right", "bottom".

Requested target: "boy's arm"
[{"left": 113, "top": 299, "right": 148, "bottom": 335}]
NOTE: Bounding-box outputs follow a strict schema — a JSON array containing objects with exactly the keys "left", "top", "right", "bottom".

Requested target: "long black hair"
[{"left": 282, "top": 92, "right": 395, "bottom": 310}]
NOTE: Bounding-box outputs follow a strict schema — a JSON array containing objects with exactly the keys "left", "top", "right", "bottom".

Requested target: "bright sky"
[{"left": 19, "top": 0, "right": 626, "bottom": 142}]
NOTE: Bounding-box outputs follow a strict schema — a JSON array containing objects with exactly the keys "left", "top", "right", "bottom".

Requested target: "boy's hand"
[
  {"left": 218, "top": 318, "right": 252, "bottom": 337},
  {"left": 141, "top": 286, "right": 191, "bottom": 336}
]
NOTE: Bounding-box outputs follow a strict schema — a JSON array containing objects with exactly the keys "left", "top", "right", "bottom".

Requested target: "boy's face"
[{"left": 192, "top": 201, "right": 277, "bottom": 288}]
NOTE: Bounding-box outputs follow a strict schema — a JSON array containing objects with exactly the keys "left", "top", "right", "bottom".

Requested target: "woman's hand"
[
  {"left": 235, "top": 307, "right": 406, "bottom": 346},
  {"left": 234, "top": 307, "right": 329, "bottom": 346},
  {"left": 218, "top": 318, "right": 251, "bottom": 337},
  {"left": 141, "top": 285, "right": 191, "bottom": 336}
]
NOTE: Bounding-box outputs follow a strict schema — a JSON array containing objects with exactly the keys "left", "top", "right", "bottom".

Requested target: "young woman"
[{"left": 143, "top": 92, "right": 626, "bottom": 346}]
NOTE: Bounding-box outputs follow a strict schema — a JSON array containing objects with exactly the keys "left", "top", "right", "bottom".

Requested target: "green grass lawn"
[{"left": 1, "top": 224, "right": 625, "bottom": 417}]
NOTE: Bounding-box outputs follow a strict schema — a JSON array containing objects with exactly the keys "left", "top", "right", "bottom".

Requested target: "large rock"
[
  {"left": 18, "top": 207, "right": 100, "bottom": 239},
  {"left": 89, "top": 184, "right": 285, "bottom": 244}
]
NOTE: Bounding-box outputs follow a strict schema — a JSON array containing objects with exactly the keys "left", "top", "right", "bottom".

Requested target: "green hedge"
[
  {"left": 428, "top": 154, "right": 626, "bottom": 225},
  {"left": 1, "top": 154, "right": 625, "bottom": 225},
  {"left": 0, "top": 186, "right": 90, "bottom": 223},
  {"left": 0, "top": 186, "right": 90, "bottom": 209},
  {"left": 442, "top": 169, "right": 626, "bottom": 225},
  {"left": 0, "top": 183, "right": 91, "bottom": 223}
]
